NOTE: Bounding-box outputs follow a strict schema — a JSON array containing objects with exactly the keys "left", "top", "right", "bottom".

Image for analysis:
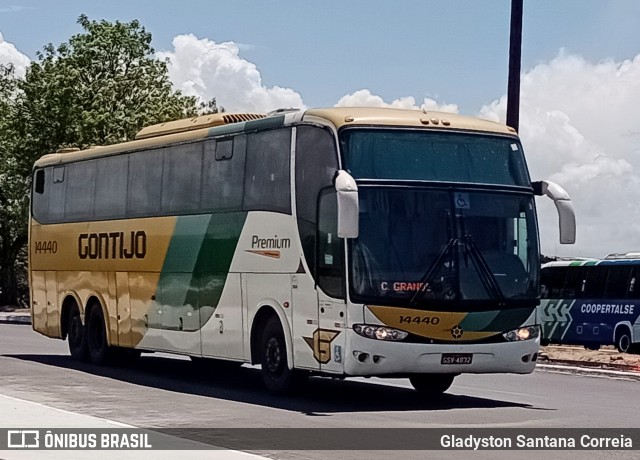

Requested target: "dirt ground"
[{"left": 540, "top": 345, "right": 640, "bottom": 369}]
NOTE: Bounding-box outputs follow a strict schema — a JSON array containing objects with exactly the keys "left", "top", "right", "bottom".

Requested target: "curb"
[
  {"left": 537, "top": 362, "right": 640, "bottom": 380},
  {"left": 0, "top": 313, "right": 31, "bottom": 325}
]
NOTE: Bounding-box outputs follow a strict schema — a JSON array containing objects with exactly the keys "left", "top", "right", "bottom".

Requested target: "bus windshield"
[
  {"left": 349, "top": 187, "right": 539, "bottom": 308},
  {"left": 341, "top": 128, "right": 530, "bottom": 186}
]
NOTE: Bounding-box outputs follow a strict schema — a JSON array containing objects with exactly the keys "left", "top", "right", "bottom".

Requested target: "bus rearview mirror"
[
  {"left": 335, "top": 170, "right": 359, "bottom": 239},
  {"left": 533, "top": 180, "right": 576, "bottom": 244}
]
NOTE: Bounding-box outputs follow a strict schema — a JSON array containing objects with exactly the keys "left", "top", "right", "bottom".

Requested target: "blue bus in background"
[{"left": 540, "top": 255, "right": 640, "bottom": 353}]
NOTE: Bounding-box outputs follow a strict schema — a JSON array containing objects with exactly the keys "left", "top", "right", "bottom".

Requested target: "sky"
[{"left": 1, "top": 0, "right": 640, "bottom": 259}]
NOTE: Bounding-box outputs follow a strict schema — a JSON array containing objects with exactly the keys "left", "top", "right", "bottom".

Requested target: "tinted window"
[
  {"left": 95, "top": 155, "right": 128, "bottom": 220},
  {"left": 244, "top": 129, "right": 291, "bottom": 214},
  {"left": 64, "top": 161, "right": 97, "bottom": 221},
  {"left": 295, "top": 125, "right": 339, "bottom": 277},
  {"left": 202, "top": 136, "right": 246, "bottom": 212},
  {"left": 32, "top": 168, "right": 50, "bottom": 222},
  {"left": 128, "top": 149, "right": 162, "bottom": 216},
  {"left": 563, "top": 266, "right": 586, "bottom": 299},
  {"left": 628, "top": 266, "right": 640, "bottom": 299},
  {"left": 583, "top": 266, "right": 608, "bottom": 298},
  {"left": 162, "top": 142, "right": 203, "bottom": 214},
  {"left": 341, "top": 129, "right": 529, "bottom": 186},
  {"left": 541, "top": 267, "right": 566, "bottom": 299},
  {"left": 317, "top": 190, "right": 344, "bottom": 299},
  {"left": 604, "top": 266, "right": 632, "bottom": 299},
  {"left": 48, "top": 166, "right": 66, "bottom": 222}
]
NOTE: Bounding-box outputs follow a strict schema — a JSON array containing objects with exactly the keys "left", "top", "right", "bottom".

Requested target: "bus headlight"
[
  {"left": 503, "top": 325, "right": 540, "bottom": 342},
  {"left": 353, "top": 324, "right": 408, "bottom": 341}
]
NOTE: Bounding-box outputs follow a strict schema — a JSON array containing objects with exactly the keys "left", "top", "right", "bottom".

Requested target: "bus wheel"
[
  {"left": 260, "top": 317, "right": 305, "bottom": 394},
  {"left": 615, "top": 328, "right": 632, "bottom": 353},
  {"left": 409, "top": 374, "right": 456, "bottom": 397},
  {"left": 67, "top": 307, "right": 87, "bottom": 361},
  {"left": 86, "top": 305, "right": 112, "bottom": 365}
]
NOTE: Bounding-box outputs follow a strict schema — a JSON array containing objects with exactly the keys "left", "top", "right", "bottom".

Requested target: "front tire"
[
  {"left": 67, "top": 307, "right": 87, "bottom": 361},
  {"left": 615, "top": 328, "right": 632, "bottom": 353},
  {"left": 409, "top": 374, "right": 456, "bottom": 397},
  {"left": 260, "top": 317, "right": 305, "bottom": 394},
  {"left": 86, "top": 305, "right": 112, "bottom": 365}
]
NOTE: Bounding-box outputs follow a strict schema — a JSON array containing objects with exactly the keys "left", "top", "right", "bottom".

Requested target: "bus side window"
[
  {"left": 545, "top": 267, "right": 566, "bottom": 299},
  {"left": 48, "top": 166, "right": 66, "bottom": 223},
  {"left": 243, "top": 128, "right": 291, "bottom": 214},
  {"left": 562, "top": 266, "right": 585, "bottom": 299},
  {"left": 32, "top": 168, "right": 49, "bottom": 222},
  {"left": 317, "top": 190, "right": 345, "bottom": 299},
  {"left": 604, "top": 266, "right": 632, "bottom": 299},
  {"left": 202, "top": 135, "right": 246, "bottom": 212},
  {"left": 627, "top": 267, "right": 640, "bottom": 299},
  {"left": 583, "top": 266, "right": 607, "bottom": 299},
  {"left": 34, "top": 169, "right": 45, "bottom": 194}
]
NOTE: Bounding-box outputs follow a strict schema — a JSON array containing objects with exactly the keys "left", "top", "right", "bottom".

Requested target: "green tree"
[
  {"left": 0, "top": 15, "right": 207, "bottom": 305},
  {"left": 0, "top": 64, "right": 29, "bottom": 306}
]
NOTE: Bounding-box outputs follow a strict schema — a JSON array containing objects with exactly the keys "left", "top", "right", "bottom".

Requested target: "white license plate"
[{"left": 441, "top": 353, "right": 473, "bottom": 365}]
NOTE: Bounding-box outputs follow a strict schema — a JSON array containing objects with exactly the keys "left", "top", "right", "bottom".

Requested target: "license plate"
[{"left": 441, "top": 353, "right": 473, "bottom": 365}]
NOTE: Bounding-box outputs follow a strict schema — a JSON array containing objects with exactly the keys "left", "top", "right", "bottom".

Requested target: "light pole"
[{"left": 506, "top": 0, "right": 523, "bottom": 132}]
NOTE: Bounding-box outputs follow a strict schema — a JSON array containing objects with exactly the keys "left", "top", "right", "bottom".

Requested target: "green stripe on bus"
[
  {"left": 245, "top": 115, "right": 285, "bottom": 131},
  {"left": 464, "top": 307, "right": 534, "bottom": 333},
  {"left": 157, "top": 212, "right": 248, "bottom": 330}
]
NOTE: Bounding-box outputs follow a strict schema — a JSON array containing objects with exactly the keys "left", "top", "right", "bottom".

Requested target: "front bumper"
[{"left": 344, "top": 329, "right": 539, "bottom": 376}]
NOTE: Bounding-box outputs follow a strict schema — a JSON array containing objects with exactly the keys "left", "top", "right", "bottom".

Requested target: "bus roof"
[
  {"left": 303, "top": 107, "right": 517, "bottom": 134},
  {"left": 543, "top": 258, "right": 640, "bottom": 268},
  {"left": 34, "top": 107, "right": 518, "bottom": 168}
]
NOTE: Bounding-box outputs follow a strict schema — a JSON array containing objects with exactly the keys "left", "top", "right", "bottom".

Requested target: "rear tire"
[
  {"left": 86, "top": 305, "right": 112, "bottom": 365},
  {"left": 260, "top": 316, "right": 306, "bottom": 394},
  {"left": 409, "top": 374, "right": 456, "bottom": 397},
  {"left": 67, "top": 307, "right": 87, "bottom": 361}
]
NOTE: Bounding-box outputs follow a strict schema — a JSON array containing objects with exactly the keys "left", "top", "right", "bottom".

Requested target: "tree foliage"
[
  {"left": 0, "top": 64, "right": 29, "bottom": 305},
  {"left": 0, "top": 15, "right": 214, "bottom": 305}
]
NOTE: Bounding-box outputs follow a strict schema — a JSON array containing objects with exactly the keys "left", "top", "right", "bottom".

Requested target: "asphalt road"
[{"left": 1, "top": 324, "right": 639, "bottom": 460}]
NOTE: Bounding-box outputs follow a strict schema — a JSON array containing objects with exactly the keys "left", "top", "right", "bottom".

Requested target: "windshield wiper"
[
  {"left": 462, "top": 235, "right": 505, "bottom": 303},
  {"left": 409, "top": 237, "right": 457, "bottom": 306}
]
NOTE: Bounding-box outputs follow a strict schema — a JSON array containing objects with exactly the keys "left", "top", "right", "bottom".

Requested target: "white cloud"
[
  {"left": 157, "top": 34, "right": 304, "bottom": 113},
  {"left": 158, "top": 37, "right": 640, "bottom": 259},
  {"left": 335, "top": 89, "right": 459, "bottom": 113},
  {"left": 0, "top": 32, "right": 30, "bottom": 77},
  {"left": 480, "top": 52, "right": 640, "bottom": 258}
]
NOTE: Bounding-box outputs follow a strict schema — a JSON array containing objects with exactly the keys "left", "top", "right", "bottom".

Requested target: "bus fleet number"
[
  {"left": 399, "top": 315, "right": 440, "bottom": 325},
  {"left": 35, "top": 240, "right": 58, "bottom": 254}
]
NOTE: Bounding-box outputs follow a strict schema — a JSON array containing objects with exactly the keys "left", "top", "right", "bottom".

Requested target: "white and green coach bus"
[{"left": 29, "top": 107, "right": 576, "bottom": 395}]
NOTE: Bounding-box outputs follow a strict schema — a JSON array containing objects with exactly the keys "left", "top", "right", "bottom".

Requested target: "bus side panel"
[
  {"left": 243, "top": 273, "right": 294, "bottom": 365},
  {"left": 45, "top": 271, "right": 60, "bottom": 338},
  {"left": 116, "top": 272, "right": 132, "bottom": 348},
  {"left": 540, "top": 298, "right": 640, "bottom": 346},
  {"left": 31, "top": 271, "right": 48, "bottom": 336},
  {"left": 105, "top": 271, "right": 119, "bottom": 347},
  {"left": 128, "top": 271, "right": 161, "bottom": 348},
  {"left": 200, "top": 273, "right": 244, "bottom": 360}
]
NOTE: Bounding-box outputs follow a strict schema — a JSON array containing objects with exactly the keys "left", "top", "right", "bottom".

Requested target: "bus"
[
  {"left": 540, "top": 256, "right": 640, "bottom": 353},
  {"left": 29, "top": 107, "right": 576, "bottom": 395}
]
